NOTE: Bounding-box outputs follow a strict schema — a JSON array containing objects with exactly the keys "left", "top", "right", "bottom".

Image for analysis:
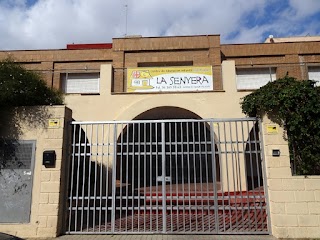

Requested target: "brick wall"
[
  {"left": 0, "top": 49, "right": 113, "bottom": 90},
  {"left": 112, "top": 35, "right": 223, "bottom": 92},
  {"left": 222, "top": 41, "right": 320, "bottom": 81},
  {"left": 262, "top": 117, "right": 320, "bottom": 238},
  {"left": 1, "top": 35, "right": 320, "bottom": 92}
]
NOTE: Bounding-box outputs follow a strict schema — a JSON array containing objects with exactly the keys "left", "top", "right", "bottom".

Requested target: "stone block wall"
[
  {"left": 262, "top": 117, "right": 320, "bottom": 239},
  {"left": 0, "top": 106, "right": 72, "bottom": 238}
]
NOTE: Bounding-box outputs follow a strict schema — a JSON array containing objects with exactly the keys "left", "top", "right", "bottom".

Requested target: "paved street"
[{"left": 26, "top": 234, "right": 277, "bottom": 240}]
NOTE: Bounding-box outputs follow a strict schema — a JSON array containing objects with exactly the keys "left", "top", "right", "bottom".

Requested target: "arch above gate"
[
  {"left": 113, "top": 94, "right": 206, "bottom": 121},
  {"left": 133, "top": 106, "right": 201, "bottom": 120}
]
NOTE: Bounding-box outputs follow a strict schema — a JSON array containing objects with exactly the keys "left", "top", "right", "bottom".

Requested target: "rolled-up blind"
[
  {"left": 62, "top": 73, "right": 100, "bottom": 94},
  {"left": 236, "top": 68, "right": 276, "bottom": 90},
  {"left": 308, "top": 67, "right": 320, "bottom": 86}
]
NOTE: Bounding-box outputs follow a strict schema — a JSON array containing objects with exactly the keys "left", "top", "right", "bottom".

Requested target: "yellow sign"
[
  {"left": 267, "top": 124, "right": 278, "bottom": 134},
  {"left": 48, "top": 119, "right": 60, "bottom": 128},
  {"left": 127, "top": 66, "right": 213, "bottom": 92}
]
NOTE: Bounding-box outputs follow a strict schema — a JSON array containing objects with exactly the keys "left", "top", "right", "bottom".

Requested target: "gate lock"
[{"left": 156, "top": 176, "right": 171, "bottom": 182}]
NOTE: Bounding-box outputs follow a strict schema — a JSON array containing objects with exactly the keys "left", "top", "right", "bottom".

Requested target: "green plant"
[
  {"left": 241, "top": 76, "right": 320, "bottom": 175},
  {"left": 0, "top": 58, "right": 63, "bottom": 108},
  {"left": 0, "top": 58, "right": 64, "bottom": 171}
]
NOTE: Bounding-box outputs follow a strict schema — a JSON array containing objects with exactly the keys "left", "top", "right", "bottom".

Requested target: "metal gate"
[{"left": 66, "top": 118, "right": 269, "bottom": 234}]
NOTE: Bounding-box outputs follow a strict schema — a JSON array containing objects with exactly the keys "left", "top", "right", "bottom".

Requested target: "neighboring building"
[
  {"left": 0, "top": 34, "right": 320, "bottom": 239},
  {"left": 265, "top": 35, "right": 320, "bottom": 43}
]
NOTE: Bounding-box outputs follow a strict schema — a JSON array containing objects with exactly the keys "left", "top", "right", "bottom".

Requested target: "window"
[
  {"left": 308, "top": 66, "right": 320, "bottom": 86},
  {"left": 236, "top": 68, "right": 276, "bottom": 90},
  {"left": 61, "top": 72, "right": 100, "bottom": 94}
]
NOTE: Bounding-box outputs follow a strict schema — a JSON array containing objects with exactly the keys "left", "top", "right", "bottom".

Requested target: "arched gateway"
[{"left": 66, "top": 108, "right": 267, "bottom": 234}]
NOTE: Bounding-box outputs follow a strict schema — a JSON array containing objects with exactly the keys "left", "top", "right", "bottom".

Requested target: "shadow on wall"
[
  {"left": 67, "top": 123, "right": 112, "bottom": 232},
  {"left": 0, "top": 106, "right": 52, "bottom": 170},
  {"left": 0, "top": 106, "right": 54, "bottom": 223},
  {"left": 245, "top": 122, "right": 263, "bottom": 191}
]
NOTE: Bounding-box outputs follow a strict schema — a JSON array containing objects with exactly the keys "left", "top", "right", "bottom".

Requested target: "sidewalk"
[{"left": 28, "top": 234, "right": 277, "bottom": 240}]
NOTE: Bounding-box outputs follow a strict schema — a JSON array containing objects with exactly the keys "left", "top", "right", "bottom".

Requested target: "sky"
[{"left": 0, "top": 0, "right": 320, "bottom": 50}]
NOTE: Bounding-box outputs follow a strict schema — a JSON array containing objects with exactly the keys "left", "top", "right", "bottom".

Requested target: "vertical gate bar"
[
  {"left": 252, "top": 121, "right": 260, "bottom": 232},
  {"left": 251, "top": 120, "right": 259, "bottom": 232},
  {"left": 137, "top": 123, "right": 141, "bottom": 232},
  {"left": 247, "top": 120, "right": 258, "bottom": 232},
  {"left": 125, "top": 123, "right": 130, "bottom": 232},
  {"left": 215, "top": 123, "right": 222, "bottom": 232},
  {"left": 155, "top": 123, "right": 159, "bottom": 232},
  {"left": 131, "top": 123, "right": 135, "bottom": 232},
  {"left": 180, "top": 122, "right": 186, "bottom": 232},
  {"left": 191, "top": 122, "right": 197, "bottom": 232},
  {"left": 98, "top": 124, "right": 104, "bottom": 232},
  {"left": 111, "top": 123, "right": 118, "bottom": 233},
  {"left": 161, "top": 122, "right": 167, "bottom": 233},
  {"left": 229, "top": 122, "right": 239, "bottom": 231},
  {"left": 252, "top": 120, "right": 264, "bottom": 231},
  {"left": 210, "top": 121, "right": 219, "bottom": 234},
  {"left": 169, "top": 122, "right": 173, "bottom": 232},
  {"left": 68, "top": 123, "right": 77, "bottom": 233},
  {"left": 74, "top": 124, "right": 82, "bottom": 232},
  {"left": 80, "top": 124, "right": 88, "bottom": 232},
  {"left": 104, "top": 124, "right": 110, "bottom": 231},
  {"left": 97, "top": 124, "right": 103, "bottom": 232},
  {"left": 198, "top": 122, "right": 204, "bottom": 232},
  {"left": 224, "top": 122, "right": 232, "bottom": 231},
  {"left": 241, "top": 120, "right": 251, "bottom": 231},
  {"left": 186, "top": 122, "right": 192, "bottom": 231},
  {"left": 92, "top": 124, "right": 99, "bottom": 232},
  {"left": 149, "top": 123, "right": 153, "bottom": 232},
  {"left": 203, "top": 121, "right": 210, "bottom": 232},
  {"left": 143, "top": 122, "right": 147, "bottom": 233},
  {"left": 85, "top": 125, "right": 93, "bottom": 232},
  {"left": 174, "top": 122, "right": 179, "bottom": 231},
  {"left": 235, "top": 121, "right": 245, "bottom": 231},
  {"left": 258, "top": 118, "right": 271, "bottom": 234},
  {"left": 119, "top": 123, "right": 124, "bottom": 232},
  {"left": 218, "top": 122, "right": 226, "bottom": 232}
]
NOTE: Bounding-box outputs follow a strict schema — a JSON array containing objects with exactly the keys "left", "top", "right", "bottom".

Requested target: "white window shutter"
[
  {"left": 308, "top": 67, "right": 320, "bottom": 86},
  {"left": 62, "top": 73, "right": 100, "bottom": 94},
  {"left": 236, "top": 68, "right": 276, "bottom": 90}
]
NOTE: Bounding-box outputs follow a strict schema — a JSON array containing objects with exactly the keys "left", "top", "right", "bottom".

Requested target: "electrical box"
[
  {"left": 272, "top": 149, "right": 281, "bottom": 157},
  {"left": 43, "top": 150, "right": 56, "bottom": 166}
]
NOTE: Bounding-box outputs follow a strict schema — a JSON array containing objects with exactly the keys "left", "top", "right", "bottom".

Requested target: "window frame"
[
  {"left": 61, "top": 72, "right": 100, "bottom": 94},
  {"left": 307, "top": 65, "right": 320, "bottom": 86},
  {"left": 236, "top": 67, "right": 276, "bottom": 91}
]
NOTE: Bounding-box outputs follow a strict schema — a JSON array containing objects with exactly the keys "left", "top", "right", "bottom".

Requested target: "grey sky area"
[{"left": 0, "top": 0, "right": 320, "bottom": 50}]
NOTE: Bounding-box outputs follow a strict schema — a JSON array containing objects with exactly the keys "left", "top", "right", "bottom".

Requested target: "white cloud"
[
  {"left": 0, "top": 0, "right": 319, "bottom": 50},
  {"left": 289, "top": 0, "right": 320, "bottom": 19}
]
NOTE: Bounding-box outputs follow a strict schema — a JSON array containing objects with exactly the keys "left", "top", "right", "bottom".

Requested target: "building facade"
[{"left": 0, "top": 35, "right": 320, "bottom": 238}]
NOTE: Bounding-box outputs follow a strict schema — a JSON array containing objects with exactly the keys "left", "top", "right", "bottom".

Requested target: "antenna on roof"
[{"left": 125, "top": 3, "right": 128, "bottom": 36}]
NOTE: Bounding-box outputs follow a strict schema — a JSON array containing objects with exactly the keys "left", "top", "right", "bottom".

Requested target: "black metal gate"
[{"left": 66, "top": 118, "right": 269, "bottom": 234}]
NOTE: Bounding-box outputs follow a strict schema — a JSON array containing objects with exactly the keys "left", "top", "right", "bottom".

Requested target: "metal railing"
[{"left": 66, "top": 118, "right": 269, "bottom": 234}]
